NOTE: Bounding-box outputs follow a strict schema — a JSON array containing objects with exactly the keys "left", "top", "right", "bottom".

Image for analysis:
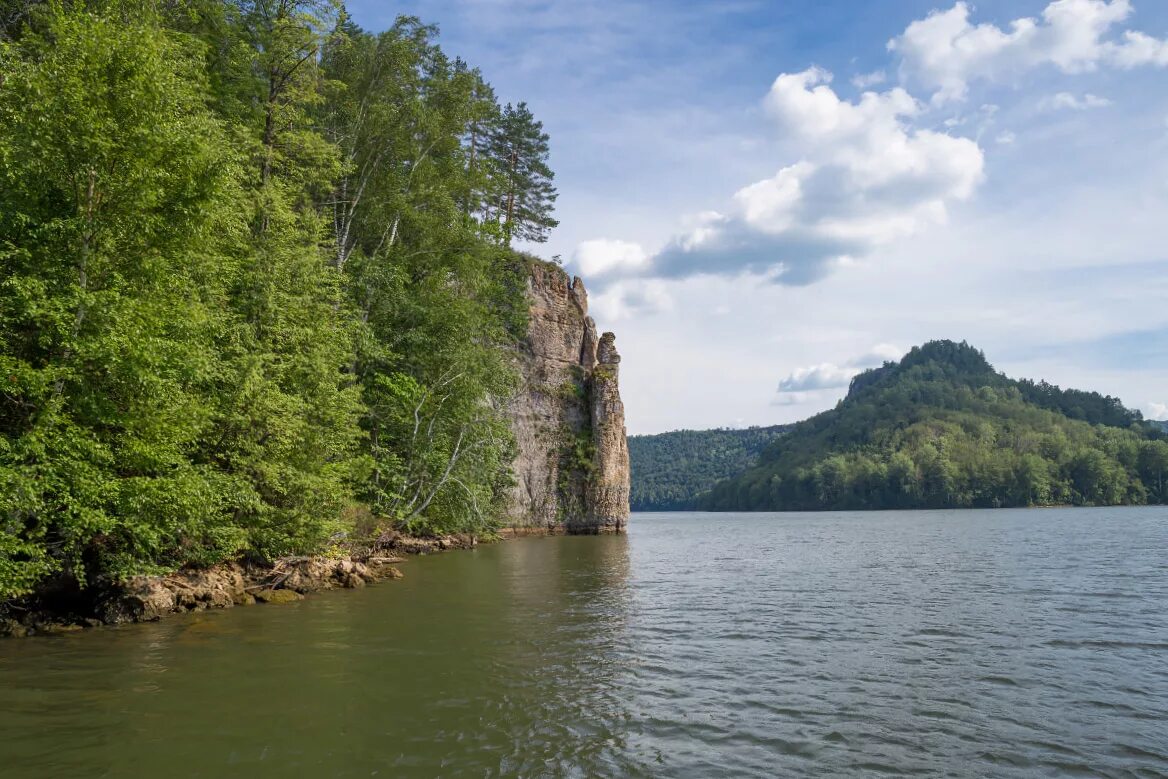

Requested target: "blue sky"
[{"left": 345, "top": 0, "right": 1168, "bottom": 433}]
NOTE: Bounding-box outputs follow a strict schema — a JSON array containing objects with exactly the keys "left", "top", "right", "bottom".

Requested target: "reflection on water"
[
  {"left": 0, "top": 534, "right": 635, "bottom": 778},
  {"left": 2, "top": 508, "right": 1168, "bottom": 777}
]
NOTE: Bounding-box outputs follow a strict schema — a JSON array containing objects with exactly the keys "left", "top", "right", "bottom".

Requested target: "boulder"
[
  {"left": 97, "top": 576, "right": 178, "bottom": 624},
  {"left": 0, "top": 619, "right": 29, "bottom": 638},
  {"left": 253, "top": 589, "right": 303, "bottom": 605}
]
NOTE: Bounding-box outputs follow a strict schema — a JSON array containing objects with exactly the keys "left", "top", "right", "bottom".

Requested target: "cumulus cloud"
[
  {"left": 1110, "top": 29, "right": 1168, "bottom": 68},
  {"left": 1039, "top": 91, "right": 1113, "bottom": 110},
  {"left": 890, "top": 0, "right": 1168, "bottom": 103},
  {"left": 777, "top": 362, "right": 859, "bottom": 392},
  {"left": 570, "top": 2, "right": 1161, "bottom": 291},
  {"left": 606, "top": 68, "right": 985, "bottom": 285},
  {"left": 776, "top": 343, "right": 906, "bottom": 398},
  {"left": 1148, "top": 402, "right": 1168, "bottom": 421},
  {"left": 572, "top": 238, "right": 651, "bottom": 277}
]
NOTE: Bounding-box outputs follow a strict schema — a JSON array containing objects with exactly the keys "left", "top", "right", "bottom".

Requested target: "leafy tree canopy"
[{"left": 0, "top": 0, "right": 557, "bottom": 599}]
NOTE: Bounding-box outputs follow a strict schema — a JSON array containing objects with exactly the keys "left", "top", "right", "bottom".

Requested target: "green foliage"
[
  {"left": 0, "top": 0, "right": 555, "bottom": 599},
  {"left": 487, "top": 102, "right": 558, "bottom": 244},
  {"left": 554, "top": 423, "right": 595, "bottom": 523},
  {"left": 564, "top": 426, "right": 597, "bottom": 478},
  {"left": 628, "top": 426, "right": 790, "bottom": 510},
  {"left": 554, "top": 374, "right": 587, "bottom": 401},
  {"left": 0, "top": 8, "right": 249, "bottom": 592},
  {"left": 701, "top": 341, "right": 1168, "bottom": 512},
  {"left": 318, "top": 19, "right": 529, "bottom": 535}
]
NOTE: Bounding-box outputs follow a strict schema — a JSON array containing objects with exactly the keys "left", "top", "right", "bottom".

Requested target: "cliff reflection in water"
[
  {"left": 0, "top": 535, "right": 636, "bottom": 778},
  {"left": 5, "top": 510, "right": 1168, "bottom": 777},
  {"left": 494, "top": 534, "right": 634, "bottom": 774}
]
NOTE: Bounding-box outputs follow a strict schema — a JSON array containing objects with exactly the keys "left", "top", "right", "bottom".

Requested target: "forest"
[
  {"left": 0, "top": 0, "right": 558, "bottom": 598},
  {"left": 628, "top": 425, "right": 788, "bottom": 510},
  {"left": 701, "top": 341, "right": 1168, "bottom": 512}
]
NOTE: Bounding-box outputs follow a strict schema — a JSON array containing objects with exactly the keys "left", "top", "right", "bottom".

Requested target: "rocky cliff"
[{"left": 504, "top": 262, "right": 630, "bottom": 533}]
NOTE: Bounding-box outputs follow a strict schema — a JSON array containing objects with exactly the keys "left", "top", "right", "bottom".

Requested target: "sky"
[{"left": 345, "top": 0, "right": 1168, "bottom": 434}]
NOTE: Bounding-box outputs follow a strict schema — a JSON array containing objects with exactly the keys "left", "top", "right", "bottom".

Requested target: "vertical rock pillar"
[
  {"left": 504, "top": 261, "right": 630, "bottom": 534},
  {"left": 581, "top": 333, "right": 630, "bottom": 533}
]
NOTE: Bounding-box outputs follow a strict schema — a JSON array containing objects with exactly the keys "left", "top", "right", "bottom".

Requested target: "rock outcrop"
[
  {"left": 92, "top": 557, "right": 405, "bottom": 625},
  {"left": 585, "top": 333, "right": 630, "bottom": 531},
  {"left": 504, "top": 261, "right": 630, "bottom": 533},
  {"left": 0, "top": 536, "right": 475, "bottom": 636}
]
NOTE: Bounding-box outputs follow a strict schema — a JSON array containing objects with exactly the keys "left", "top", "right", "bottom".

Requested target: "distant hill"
[
  {"left": 1154, "top": 420, "right": 1168, "bottom": 434},
  {"left": 629, "top": 425, "right": 790, "bottom": 510},
  {"left": 700, "top": 340, "right": 1168, "bottom": 511}
]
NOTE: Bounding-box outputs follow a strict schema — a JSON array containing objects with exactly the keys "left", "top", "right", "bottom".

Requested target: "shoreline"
[
  {"left": 630, "top": 503, "right": 1166, "bottom": 513},
  {"left": 0, "top": 532, "right": 483, "bottom": 639}
]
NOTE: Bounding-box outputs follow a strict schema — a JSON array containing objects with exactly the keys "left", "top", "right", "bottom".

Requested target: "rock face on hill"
[{"left": 503, "top": 262, "right": 630, "bottom": 533}]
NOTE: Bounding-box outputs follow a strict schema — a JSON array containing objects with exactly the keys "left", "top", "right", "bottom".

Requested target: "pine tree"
[
  {"left": 458, "top": 64, "right": 500, "bottom": 223},
  {"left": 488, "top": 101, "right": 558, "bottom": 244}
]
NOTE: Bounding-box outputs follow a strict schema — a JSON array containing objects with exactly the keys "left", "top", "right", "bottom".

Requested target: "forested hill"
[
  {"left": 0, "top": 2, "right": 561, "bottom": 599},
  {"left": 701, "top": 341, "right": 1168, "bottom": 511},
  {"left": 629, "top": 426, "right": 789, "bottom": 510}
]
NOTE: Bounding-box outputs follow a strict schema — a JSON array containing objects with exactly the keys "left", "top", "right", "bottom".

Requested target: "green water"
[
  {"left": 1, "top": 534, "right": 634, "bottom": 777},
  {"left": 3, "top": 509, "right": 1168, "bottom": 777}
]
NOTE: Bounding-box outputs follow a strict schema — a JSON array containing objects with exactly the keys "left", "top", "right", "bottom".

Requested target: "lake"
[{"left": 2, "top": 508, "right": 1167, "bottom": 777}]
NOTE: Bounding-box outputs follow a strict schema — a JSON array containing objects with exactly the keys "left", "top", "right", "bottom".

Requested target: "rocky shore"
[
  {"left": 1, "top": 264, "right": 631, "bottom": 641},
  {"left": 0, "top": 533, "right": 477, "bottom": 639}
]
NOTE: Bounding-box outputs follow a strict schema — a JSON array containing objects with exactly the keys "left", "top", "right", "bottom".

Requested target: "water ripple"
[{"left": 2, "top": 507, "right": 1168, "bottom": 778}]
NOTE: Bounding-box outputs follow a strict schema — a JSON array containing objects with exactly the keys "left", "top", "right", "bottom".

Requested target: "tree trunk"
[
  {"left": 53, "top": 168, "right": 98, "bottom": 398},
  {"left": 504, "top": 148, "right": 518, "bottom": 243},
  {"left": 463, "top": 121, "right": 477, "bottom": 217}
]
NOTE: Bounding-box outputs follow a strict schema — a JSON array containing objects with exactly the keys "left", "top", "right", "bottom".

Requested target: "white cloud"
[
  {"left": 890, "top": 0, "right": 1168, "bottom": 103},
  {"left": 1110, "top": 30, "right": 1168, "bottom": 68},
  {"left": 1148, "top": 402, "right": 1168, "bottom": 421},
  {"left": 851, "top": 69, "right": 887, "bottom": 89},
  {"left": 1039, "top": 91, "right": 1113, "bottom": 110},
  {"left": 777, "top": 362, "right": 859, "bottom": 392},
  {"left": 890, "top": 3, "right": 1039, "bottom": 103},
  {"left": 572, "top": 238, "right": 650, "bottom": 277},
  {"left": 772, "top": 390, "right": 821, "bottom": 407},
  {"left": 366, "top": 1, "right": 1168, "bottom": 435},
  {"left": 996, "top": 131, "right": 1017, "bottom": 145},
  {"left": 589, "top": 277, "right": 674, "bottom": 322},
  {"left": 777, "top": 343, "right": 906, "bottom": 396},
  {"left": 641, "top": 68, "right": 984, "bottom": 284}
]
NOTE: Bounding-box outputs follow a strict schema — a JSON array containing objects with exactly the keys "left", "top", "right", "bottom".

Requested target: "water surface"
[{"left": 2, "top": 508, "right": 1167, "bottom": 777}]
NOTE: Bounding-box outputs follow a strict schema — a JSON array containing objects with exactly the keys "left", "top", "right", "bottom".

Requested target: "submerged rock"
[
  {"left": 0, "top": 619, "right": 29, "bottom": 638},
  {"left": 253, "top": 589, "right": 303, "bottom": 605},
  {"left": 32, "top": 622, "right": 84, "bottom": 635}
]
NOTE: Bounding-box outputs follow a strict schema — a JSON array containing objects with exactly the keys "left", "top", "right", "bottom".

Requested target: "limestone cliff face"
[{"left": 504, "top": 262, "right": 630, "bottom": 533}]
